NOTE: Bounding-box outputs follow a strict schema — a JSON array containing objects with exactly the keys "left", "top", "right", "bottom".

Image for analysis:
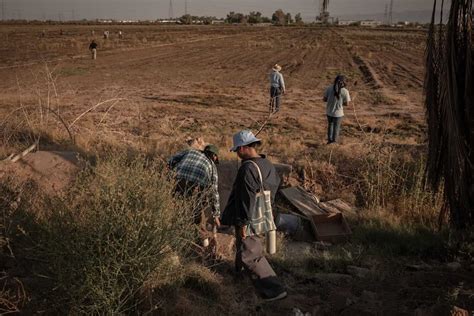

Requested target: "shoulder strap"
[{"left": 244, "top": 160, "right": 264, "bottom": 192}]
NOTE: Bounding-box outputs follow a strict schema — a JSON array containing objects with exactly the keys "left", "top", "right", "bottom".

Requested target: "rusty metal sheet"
[{"left": 279, "top": 186, "right": 328, "bottom": 218}]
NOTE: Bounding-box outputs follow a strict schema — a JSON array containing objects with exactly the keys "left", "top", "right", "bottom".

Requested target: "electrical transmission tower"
[
  {"left": 389, "top": 0, "right": 394, "bottom": 25},
  {"left": 168, "top": 0, "right": 174, "bottom": 19},
  {"left": 384, "top": 4, "right": 388, "bottom": 25},
  {"left": 317, "top": 0, "right": 330, "bottom": 23}
]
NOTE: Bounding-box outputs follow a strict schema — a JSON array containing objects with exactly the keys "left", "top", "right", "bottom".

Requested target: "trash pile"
[{"left": 217, "top": 161, "right": 354, "bottom": 244}]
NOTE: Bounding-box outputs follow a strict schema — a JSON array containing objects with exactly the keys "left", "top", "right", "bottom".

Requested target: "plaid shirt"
[{"left": 169, "top": 149, "right": 220, "bottom": 217}]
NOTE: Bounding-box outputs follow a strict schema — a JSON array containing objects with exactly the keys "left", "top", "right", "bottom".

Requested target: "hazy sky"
[{"left": 1, "top": 0, "right": 439, "bottom": 21}]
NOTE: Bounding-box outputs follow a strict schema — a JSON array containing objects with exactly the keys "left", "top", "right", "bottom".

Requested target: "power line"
[
  {"left": 389, "top": 0, "right": 393, "bottom": 24},
  {"left": 169, "top": 0, "right": 174, "bottom": 19}
]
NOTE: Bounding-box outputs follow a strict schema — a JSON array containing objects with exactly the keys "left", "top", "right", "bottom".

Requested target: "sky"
[{"left": 0, "top": 0, "right": 441, "bottom": 22}]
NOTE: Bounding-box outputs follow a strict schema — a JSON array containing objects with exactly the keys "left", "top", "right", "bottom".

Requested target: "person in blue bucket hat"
[{"left": 221, "top": 130, "right": 287, "bottom": 302}]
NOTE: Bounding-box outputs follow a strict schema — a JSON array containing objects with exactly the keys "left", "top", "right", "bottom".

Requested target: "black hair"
[
  {"left": 246, "top": 141, "right": 262, "bottom": 148},
  {"left": 333, "top": 75, "right": 347, "bottom": 100}
]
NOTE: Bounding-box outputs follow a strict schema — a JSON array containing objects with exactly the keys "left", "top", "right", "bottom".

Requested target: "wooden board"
[
  {"left": 279, "top": 186, "right": 328, "bottom": 219},
  {"left": 319, "top": 199, "right": 356, "bottom": 216}
]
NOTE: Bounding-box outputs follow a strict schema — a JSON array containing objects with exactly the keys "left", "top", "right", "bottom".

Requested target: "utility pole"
[
  {"left": 169, "top": 0, "right": 174, "bottom": 19},
  {"left": 1, "top": 0, "right": 5, "bottom": 21},
  {"left": 384, "top": 4, "right": 388, "bottom": 25},
  {"left": 389, "top": 0, "right": 394, "bottom": 25},
  {"left": 185, "top": 0, "right": 188, "bottom": 16}
]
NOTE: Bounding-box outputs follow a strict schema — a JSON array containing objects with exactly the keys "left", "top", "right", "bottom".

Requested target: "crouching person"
[
  {"left": 169, "top": 144, "right": 221, "bottom": 236},
  {"left": 220, "top": 130, "right": 287, "bottom": 301}
]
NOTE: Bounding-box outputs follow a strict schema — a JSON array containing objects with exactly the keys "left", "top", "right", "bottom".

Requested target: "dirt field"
[
  {"left": 1, "top": 25, "right": 472, "bottom": 315},
  {"left": 0, "top": 25, "right": 427, "bottom": 154}
]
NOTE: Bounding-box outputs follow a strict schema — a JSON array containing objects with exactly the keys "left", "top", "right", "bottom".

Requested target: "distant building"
[
  {"left": 337, "top": 20, "right": 356, "bottom": 26},
  {"left": 211, "top": 20, "right": 225, "bottom": 25},
  {"left": 360, "top": 20, "right": 383, "bottom": 27}
]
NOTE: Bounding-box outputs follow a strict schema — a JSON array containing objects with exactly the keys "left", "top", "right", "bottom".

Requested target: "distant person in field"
[
  {"left": 168, "top": 144, "right": 221, "bottom": 235},
  {"left": 269, "top": 64, "right": 286, "bottom": 113},
  {"left": 118, "top": 30, "right": 123, "bottom": 39},
  {"left": 89, "top": 40, "right": 98, "bottom": 60},
  {"left": 323, "top": 74, "right": 351, "bottom": 144},
  {"left": 91, "top": 30, "right": 95, "bottom": 36}
]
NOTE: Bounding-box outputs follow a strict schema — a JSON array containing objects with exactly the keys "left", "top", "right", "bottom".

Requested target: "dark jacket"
[{"left": 221, "top": 155, "right": 280, "bottom": 227}]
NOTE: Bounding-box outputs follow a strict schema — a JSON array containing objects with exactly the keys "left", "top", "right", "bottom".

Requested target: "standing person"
[
  {"left": 323, "top": 74, "right": 351, "bottom": 144},
  {"left": 269, "top": 64, "right": 286, "bottom": 113},
  {"left": 89, "top": 40, "right": 98, "bottom": 60},
  {"left": 169, "top": 144, "right": 221, "bottom": 232},
  {"left": 118, "top": 30, "right": 123, "bottom": 39},
  {"left": 221, "top": 130, "right": 287, "bottom": 302}
]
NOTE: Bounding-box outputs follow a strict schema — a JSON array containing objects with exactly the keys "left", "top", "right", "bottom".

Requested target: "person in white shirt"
[{"left": 323, "top": 75, "right": 351, "bottom": 144}]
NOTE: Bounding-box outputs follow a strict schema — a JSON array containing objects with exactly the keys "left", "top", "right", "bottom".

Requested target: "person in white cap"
[
  {"left": 269, "top": 64, "right": 286, "bottom": 113},
  {"left": 220, "top": 130, "right": 287, "bottom": 302}
]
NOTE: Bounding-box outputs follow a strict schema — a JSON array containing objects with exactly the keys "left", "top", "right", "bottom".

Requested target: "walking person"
[
  {"left": 221, "top": 130, "right": 287, "bottom": 301},
  {"left": 169, "top": 144, "right": 221, "bottom": 234},
  {"left": 269, "top": 64, "right": 286, "bottom": 113},
  {"left": 89, "top": 40, "right": 98, "bottom": 60},
  {"left": 323, "top": 74, "right": 351, "bottom": 144}
]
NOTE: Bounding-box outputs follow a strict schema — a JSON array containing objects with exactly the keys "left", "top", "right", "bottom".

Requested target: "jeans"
[
  {"left": 327, "top": 115, "right": 343, "bottom": 143},
  {"left": 270, "top": 87, "right": 281, "bottom": 112}
]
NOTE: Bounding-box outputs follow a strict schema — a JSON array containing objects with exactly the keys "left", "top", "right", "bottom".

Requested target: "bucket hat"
[{"left": 230, "top": 130, "right": 261, "bottom": 152}]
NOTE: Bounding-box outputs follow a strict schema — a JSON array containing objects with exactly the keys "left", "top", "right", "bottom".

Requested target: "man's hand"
[
  {"left": 240, "top": 226, "right": 247, "bottom": 239},
  {"left": 213, "top": 217, "right": 221, "bottom": 227}
]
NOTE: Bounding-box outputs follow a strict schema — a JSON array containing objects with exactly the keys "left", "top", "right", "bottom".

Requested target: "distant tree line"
[
  {"left": 226, "top": 9, "right": 303, "bottom": 25},
  {"left": 178, "top": 14, "right": 221, "bottom": 25}
]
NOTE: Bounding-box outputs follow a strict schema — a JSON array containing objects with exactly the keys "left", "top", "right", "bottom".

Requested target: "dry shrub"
[
  {"left": 6, "top": 153, "right": 197, "bottom": 314},
  {"left": 360, "top": 143, "right": 443, "bottom": 228}
]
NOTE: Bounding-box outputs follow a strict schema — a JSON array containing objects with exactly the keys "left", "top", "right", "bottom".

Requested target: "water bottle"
[{"left": 266, "top": 230, "right": 276, "bottom": 254}]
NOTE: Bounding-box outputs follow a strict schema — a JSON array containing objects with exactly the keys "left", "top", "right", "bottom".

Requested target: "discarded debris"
[
  {"left": 280, "top": 186, "right": 324, "bottom": 218},
  {"left": 310, "top": 212, "right": 352, "bottom": 243}
]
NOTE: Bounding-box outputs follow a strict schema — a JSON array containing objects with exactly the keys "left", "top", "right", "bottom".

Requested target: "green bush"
[{"left": 29, "top": 153, "right": 196, "bottom": 314}]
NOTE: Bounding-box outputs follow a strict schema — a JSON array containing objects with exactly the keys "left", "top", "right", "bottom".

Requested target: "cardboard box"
[{"left": 310, "top": 213, "right": 352, "bottom": 243}]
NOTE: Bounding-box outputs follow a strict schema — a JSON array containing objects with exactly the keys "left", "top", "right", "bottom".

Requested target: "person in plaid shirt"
[{"left": 169, "top": 145, "right": 221, "bottom": 227}]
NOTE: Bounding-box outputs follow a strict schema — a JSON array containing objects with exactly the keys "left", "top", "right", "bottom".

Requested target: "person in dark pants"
[
  {"left": 269, "top": 64, "right": 286, "bottom": 113},
  {"left": 323, "top": 75, "right": 351, "bottom": 144},
  {"left": 221, "top": 130, "right": 287, "bottom": 302},
  {"left": 89, "top": 40, "right": 98, "bottom": 60}
]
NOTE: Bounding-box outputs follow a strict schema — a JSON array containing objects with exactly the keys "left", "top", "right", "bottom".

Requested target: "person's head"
[
  {"left": 333, "top": 74, "right": 347, "bottom": 99},
  {"left": 230, "top": 130, "right": 262, "bottom": 160},
  {"left": 272, "top": 64, "right": 282, "bottom": 72},
  {"left": 204, "top": 144, "right": 219, "bottom": 164}
]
